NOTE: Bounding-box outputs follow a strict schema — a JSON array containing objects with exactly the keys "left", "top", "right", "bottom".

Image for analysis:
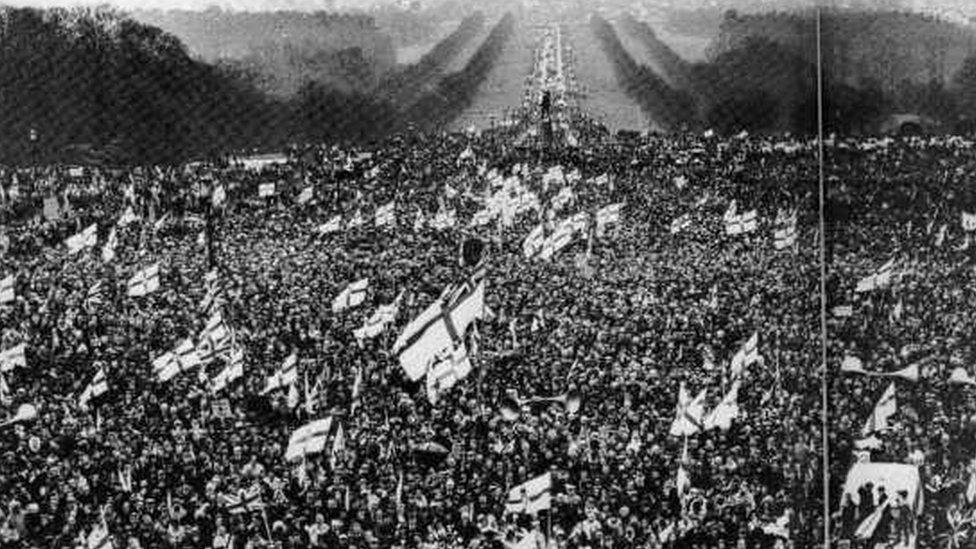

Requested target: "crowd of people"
[
  {"left": 0, "top": 23, "right": 827, "bottom": 549},
  {"left": 827, "top": 135, "right": 976, "bottom": 549}
]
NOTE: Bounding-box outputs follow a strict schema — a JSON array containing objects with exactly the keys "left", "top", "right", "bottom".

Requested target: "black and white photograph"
[{"left": 0, "top": 0, "right": 973, "bottom": 547}]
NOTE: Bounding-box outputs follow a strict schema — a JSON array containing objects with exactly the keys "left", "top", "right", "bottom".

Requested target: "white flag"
[
  {"left": 0, "top": 343, "right": 26, "bottom": 373},
  {"left": 211, "top": 347, "right": 244, "bottom": 394},
  {"left": 284, "top": 417, "right": 334, "bottom": 461},
  {"left": 962, "top": 212, "right": 976, "bottom": 232},
  {"left": 669, "top": 214, "right": 692, "bottom": 234},
  {"left": 262, "top": 353, "right": 298, "bottom": 394},
  {"left": 66, "top": 224, "right": 98, "bottom": 254},
  {"left": 332, "top": 278, "right": 369, "bottom": 313},
  {"left": 703, "top": 381, "right": 740, "bottom": 431},
  {"left": 79, "top": 368, "right": 109, "bottom": 409},
  {"left": 353, "top": 291, "right": 404, "bottom": 340},
  {"left": 375, "top": 201, "right": 396, "bottom": 227},
  {"left": 505, "top": 472, "right": 552, "bottom": 515},
  {"left": 862, "top": 382, "right": 897, "bottom": 436},
  {"left": 101, "top": 228, "right": 118, "bottom": 263},
  {"left": 0, "top": 275, "right": 14, "bottom": 304},
  {"left": 127, "top": 263, "right": 160, "bottom": 297},
  {"left": 317, "top": 215, "right": 342, "bottom": 235},
  {"left": 730, "top": 332, "right": 760, "bottom": 379},
  {"left": 394, "top": 276, "right": 484, "bottom": 381},
  {"left": 669, "top": 383, "right": 707, "bottom": 437},
  {"left": 426, "top": 344, "right": 473, "bottom": 404}
]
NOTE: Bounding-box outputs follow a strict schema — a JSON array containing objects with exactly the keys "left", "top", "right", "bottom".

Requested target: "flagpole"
[{"left": 816, "top": 6, "right": 831, "bottom": 546}]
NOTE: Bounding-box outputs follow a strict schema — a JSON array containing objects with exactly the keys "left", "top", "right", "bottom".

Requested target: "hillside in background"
[
  {"left": 130, "top": 7, "right": 396, "bottom": 96},
  {"left": 711, "top": 8, "right": 976, "bottom": 131},
  {"left": 0, "top": 5, "right": 521, "bottom": 164}
]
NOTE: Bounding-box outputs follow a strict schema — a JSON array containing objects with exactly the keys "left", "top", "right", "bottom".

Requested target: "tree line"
[{"left": 0, "top": 7, "right": 514, "bottom": 166}]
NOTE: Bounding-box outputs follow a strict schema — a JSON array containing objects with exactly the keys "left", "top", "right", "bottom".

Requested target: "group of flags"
[
  {"left": 723, "top": 200, "right": 759, "bottom": 236},
  {"left": 316, "top": 201, "right": 398, "bottom": 235},
  {"left": 670, "top": 333, "right": 761, "bottom": 437}
]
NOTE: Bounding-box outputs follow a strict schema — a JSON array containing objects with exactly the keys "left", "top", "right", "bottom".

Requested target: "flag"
[
  {"left": 200, "top": 269, "right": 227, "bottom": 314},
  {"left": 669, "top": 383, "right": 707, "bottom": 437},
  {"left": 595, "top": 203, "right": 623, "bottom": 236},
  {"left": 470, "top": 208, "right": 496, "bottom": 228},
  {"left": 258, "top": 182, "right": 275, "bottom": 197},
  {"left": 522, "top": 224, "right": 546, "bottom": 258},
  {"left": 117, "top": 206, "right": 139, "bottom": 229},
  {"left": 262, "top": 353, "right": 298, "bottom": 394},
  {"left": 197, "top": 313, "right": 233, "bottom": 363},
  {"left": 151, "top": 352, "right": 181, "bottom": 383},
  {"left": 703, "top": 381, "right": 740, "bottom": 431},
  {"left": 962, "top": 212, "right": 976, "bottom": 232},
  {"left": 0, "top": 373, "right": 10, "bottom": 405},
  {"left": 730, "top": 332, "right": 760, "bottom": 379},
  {"left": 79, "top": 368, "right": 109, "bottom": 409},
  {"left": 86, "top": 521, "right": 114, "bottom": 549},
  {"left": 394, "top": 275, "right": 485, "bottom": 381},
  {"left": 317, "top": 215, "right": 342, "bottom": 235},
  {"left": 304, "top": 372, "right": 323, "bottom": 415},
  {"left": 725, "top": 209, "right": 759, "bottom": 235},
  {"left": 152, "top": 212, "right": 170, "bottom": 232},
  {"left": 211, "top": 347, "right": 244, "bottom": 394},
  {"left": 66, "top": 224, "right": 98, "bottom": 254},
  {"left": 220, "top": 485, "right": 264, "bottom": 514},
  {"left": 505, "top": 473, "right": 552, "bottom": 515},
  {"left": 936, "top": 224, "right": 948, "bottom": 247},
  {"left": 395, "top": 471, "right": 405, "bottom": 524},
  {"left": 296, "top": 186, "right": 314, "bottom": 204},
  {"left": 101, "top": 228, "right": 118, "bottom": 263},
  {"left": 862, "top": 383, "right": 897, "bottom": 436},
  {"left": 332, "top": 278, "right": 369, "bottom": 313},
  {"left": 551, "top": 186, "right": 576, "bottom": 213},
  {"left": 353, "top": 291, "right": 404, "bottom": 340},
  {"left": 127, "top": 263, "right": 160, "bottom": 297},
  {"left": 347, "top": 210, "right": 366, "bottom": 230},
  {"left": 42, "top": 196, "right": 61, "bottom": 221},
  {"left": 669, "top": 214, "right": 692, "bottom": 234},
  {"left": 426, "top": 344, "right": 473, "bottom": 404},
  {"left": 375, "top": 201, "right": 396, "bottom": 227},
  {"left": 855, "top": 259, "right": 897, "bottom": 293},
  {"left": 212, "top": 185, "right": 226, "bottom": 208},
  {"left": 773, "top": 210, "right": 798, "bottom": 250},
  {"left": 351, "top": 367, "right": 363, "bottom": 402},
  {"left": 430, "top": 207, "right": 457, "bottom": 230},
  {"left": 285, "top": 417, "right": 335, "bottom": 461},
  {"left": 0, "top": 275, "right": 14, "bottom": 304},
  {"left": 0, "top": 343, "right": 26, "bottom": 373},
  {"left": 841, "top": 355, "right": 867, "bottom": 374},
  {"left": 413, "top": 208, "right": 426, "bottom": 231},
  {"left": 538, "top": 225, "right": 575, "bottom": 261},
  {"left": 330, "top": 422, "right": 345, "bottom": 470}
]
